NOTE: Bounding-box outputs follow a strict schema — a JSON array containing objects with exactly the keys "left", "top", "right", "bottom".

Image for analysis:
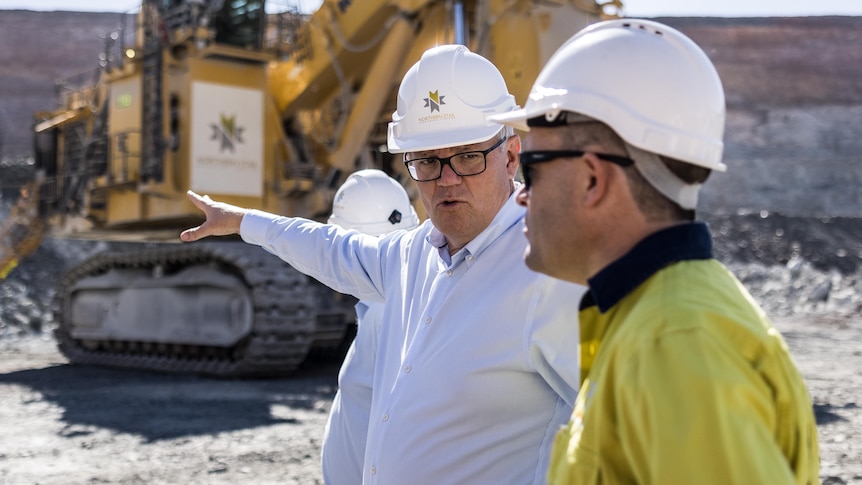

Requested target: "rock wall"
[
  {"left": 0, "top": 10, "right": 132, "bottom": 160},
  {"left": 703, "top": 105, "right": 862, "bottom": 216},
  {"left": 660, "top": 16, "right": 862, "bottom": 217}
]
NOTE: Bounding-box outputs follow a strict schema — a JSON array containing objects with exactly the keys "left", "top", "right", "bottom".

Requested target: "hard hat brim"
[
  {"left": 387, "top": 124, "right": 504, "bottom": 154},
  {"left": 487, "top": 109, "right": 531, "bottom": 132}
]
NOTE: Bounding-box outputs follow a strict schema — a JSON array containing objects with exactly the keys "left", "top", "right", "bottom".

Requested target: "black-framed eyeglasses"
[
  {"left": 404, "top": 136, "right": 508, "bottom": 182},
  {"left": 519, "top": 150, "right": 634, "bottom": 189}
]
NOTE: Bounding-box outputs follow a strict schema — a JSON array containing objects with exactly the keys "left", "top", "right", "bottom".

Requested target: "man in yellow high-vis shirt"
[{"left": 491, "top": 18, "right": 820, "bottom": 484}]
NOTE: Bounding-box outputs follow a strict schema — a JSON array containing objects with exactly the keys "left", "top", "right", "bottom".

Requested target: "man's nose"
[{"left": 437, "top": 161, "right": 461, "bottom": 185}]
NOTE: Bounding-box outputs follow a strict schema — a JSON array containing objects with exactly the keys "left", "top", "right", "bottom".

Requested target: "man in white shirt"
[
  {"left": 322, "top": 169, "right": 421, "bottom": 484},
  {"left": 180, "top": 44, "right": 584, "bottom": 485}
]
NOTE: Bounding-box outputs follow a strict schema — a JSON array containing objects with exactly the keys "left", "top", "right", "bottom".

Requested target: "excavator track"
[{"left": 53, "top": 241, "right": 354, "bottom": 376}]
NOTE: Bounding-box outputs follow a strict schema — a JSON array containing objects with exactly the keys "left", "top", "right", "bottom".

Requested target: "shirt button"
[
  {"left": 382, "top": 413, "right": 389, "bottom": 422},
  {"left": 404, "top": 365, "right": 412, "bottom": 373},
  {"left": 370, "top": 466, "right": 377, "bottom": 475},
  {"left": 446, "top": 270, "right": 452, "bottom": 276},
  {"left": 466, "top": 255, "right": 474, "bottom": 262},
  {"left": 424, "top": 316, "right": 431, "bottom": 324}
]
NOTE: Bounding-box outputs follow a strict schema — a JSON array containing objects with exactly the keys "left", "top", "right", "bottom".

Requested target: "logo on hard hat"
[
  {"left": 423, "top": 90, "right": 446, "bottom": 113},
  {"left": 210, "top": 113, "right": 245, "bottom": 153}
]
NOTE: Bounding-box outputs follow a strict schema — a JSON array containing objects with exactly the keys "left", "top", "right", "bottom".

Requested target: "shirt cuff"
[{"left": 240, "top": 209, "right": 279, "bottom": 246}]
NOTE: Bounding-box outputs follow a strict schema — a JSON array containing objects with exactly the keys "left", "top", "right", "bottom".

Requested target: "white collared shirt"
[
  {"left": 321, "top": 300, "right": 381, "bottom": 485},
  {"left": 241, "top": 191, "right": 585, "bottom": 485}
]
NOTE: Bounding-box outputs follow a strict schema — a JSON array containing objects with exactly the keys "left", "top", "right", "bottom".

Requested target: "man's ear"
[
  {"left": 505, "top": 135, "right": 521, "bottom": 180},
  {"left": 581, "top": 153, "right": 612, "bottom": 208}
]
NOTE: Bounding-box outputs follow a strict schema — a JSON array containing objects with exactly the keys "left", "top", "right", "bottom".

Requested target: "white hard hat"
[
  {"left": 328, "top": 169, "right": 421, "bottom": 236},
  {"left": 490, "top": 19, "right": 726, "bottom": 172},
  {"left": 387, "top": 44, "right": 517, "bottom": 153}
]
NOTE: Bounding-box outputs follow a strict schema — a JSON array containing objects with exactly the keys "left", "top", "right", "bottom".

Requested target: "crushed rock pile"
[
  {"left": 1, "top": 235, "right": 110, "bottom": 339},
  {"left": 728, "top": 259, "right": 861, "bottom": 318},
  {"left": 704, "top": 210, "right": 862, "bottom": 318}
]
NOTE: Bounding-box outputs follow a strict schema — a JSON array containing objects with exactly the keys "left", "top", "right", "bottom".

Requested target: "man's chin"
[
  {"left": 523, "top": 247, "right": 544, "bottom": 274},
  {"left": 524, "top": 247, "right": 574, "bottom": 282}
]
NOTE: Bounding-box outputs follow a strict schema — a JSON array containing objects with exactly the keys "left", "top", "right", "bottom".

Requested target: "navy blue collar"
[{"left": 581, "top": 222, "right": 714, "bottom": 312}]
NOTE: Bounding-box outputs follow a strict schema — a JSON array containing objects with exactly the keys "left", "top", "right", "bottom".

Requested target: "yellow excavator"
[{"left": 4, "top": 0, "right": 619, "bottom": 375}]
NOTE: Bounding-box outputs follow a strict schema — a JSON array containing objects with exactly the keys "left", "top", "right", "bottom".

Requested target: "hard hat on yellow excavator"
[
  {"left": 387, "top": 44, "right": 517, "bottom": 153},
  {"left": 328, "top": 169, "right": 421, "bottom": 236},
  {"left": 491, "top": 19, "right": 726, "bottom": 173}
]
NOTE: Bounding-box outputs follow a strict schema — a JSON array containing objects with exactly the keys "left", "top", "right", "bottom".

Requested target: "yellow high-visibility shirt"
[{"left": 549, "top": 223, "right": 820, "bottom": 485}]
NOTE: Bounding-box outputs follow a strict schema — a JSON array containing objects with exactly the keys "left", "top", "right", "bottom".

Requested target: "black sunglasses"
[{"left": 518, "top": 150, "right": 634, "bottom": 189}]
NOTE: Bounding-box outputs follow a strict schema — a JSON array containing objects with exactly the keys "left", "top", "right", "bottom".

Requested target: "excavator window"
[{"left": 213, "top": 0, "right": 264, "bottom": 49}]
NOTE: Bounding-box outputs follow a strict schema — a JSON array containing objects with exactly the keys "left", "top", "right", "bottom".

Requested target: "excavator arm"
[{"left": 269, "top": 0, "right": 620, "bottom": 217}]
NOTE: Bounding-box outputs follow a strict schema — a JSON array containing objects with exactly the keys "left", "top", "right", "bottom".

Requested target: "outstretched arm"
[
  {"left": 181, "top": 190, "right": 388, "bottom": 301},
  {"left": 180, "top": 190, "right": 248, "bottom": 242}
]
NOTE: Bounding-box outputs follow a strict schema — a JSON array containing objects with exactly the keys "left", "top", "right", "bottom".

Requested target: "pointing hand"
[{"left": 180, "top": 190, "right": 248, "bottom": 242}]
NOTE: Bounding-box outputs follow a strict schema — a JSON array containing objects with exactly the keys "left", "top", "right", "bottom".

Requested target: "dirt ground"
[
  {"left": 0, "top": 339, "right": 341, "bottom": 485},
  {"left": 0, "top": 313, "right": 859, "bottom": 484}
]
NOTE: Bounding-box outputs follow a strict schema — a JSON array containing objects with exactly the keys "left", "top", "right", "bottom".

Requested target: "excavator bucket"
[{"left": 0, "top": 182, "right": 45, "bottom": 280}]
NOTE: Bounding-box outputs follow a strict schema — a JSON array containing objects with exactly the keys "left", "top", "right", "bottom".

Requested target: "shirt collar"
[
  {"left": 428, "top": 183, "right": 524, "bottom": 265},
  {"left": 583, "top": 222, "right": 714, "bottom": 313}
]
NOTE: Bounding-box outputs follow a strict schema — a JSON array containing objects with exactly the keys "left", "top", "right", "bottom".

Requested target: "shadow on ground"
[
  {"left": 0, "top": 359, "right": 339, "bottom": 442},
  {"left": 814, "top": 403, "right": 848, "bottom": 426}
]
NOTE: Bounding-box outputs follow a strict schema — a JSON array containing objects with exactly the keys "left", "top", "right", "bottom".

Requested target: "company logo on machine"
[
  {"left": 423, "top": 90, "right": 446, "bottom": 113},
  {"left": 210, "top": 114, "right": 245, "bottom": 153},
  {"left": 191, "top": 82, "right": 262, "bottom": 197}
]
